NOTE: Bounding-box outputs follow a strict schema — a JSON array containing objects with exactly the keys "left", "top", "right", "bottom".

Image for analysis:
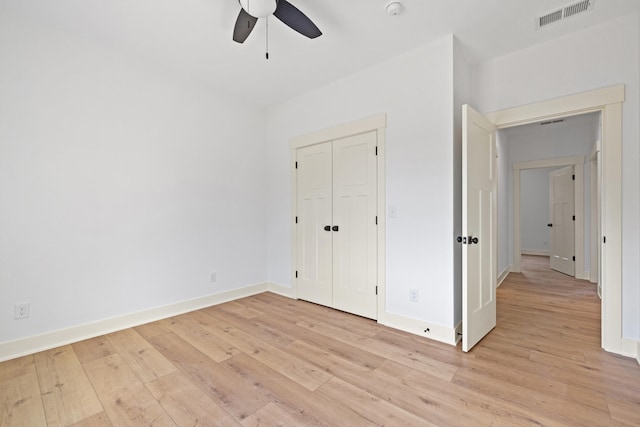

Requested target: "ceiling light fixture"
[
  {"left": 239, "top": 0, "right": 277, "bottom": 18},
  {"left": 386, "top": 1, "right": 403, "bottom": 16}
]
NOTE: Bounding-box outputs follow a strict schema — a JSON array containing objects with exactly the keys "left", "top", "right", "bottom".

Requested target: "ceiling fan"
[{"left": 232, "top": 0, "right": 322, "bottom": 44}]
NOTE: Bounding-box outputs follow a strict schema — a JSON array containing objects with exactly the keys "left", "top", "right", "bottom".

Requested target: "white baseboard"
[
  {"left": 521, "top": 249, "right": 549, "bottom": 256},
  {"left": 378, "top": 311, "right": 458, "bottom": 346},
  {"left": 637, "top": 341, "right": 640, "bottom": 366},
  {"left": 0, "top": 283, "right": 269, "bottom": 363},
  {"left": 267, "top": 282, "right": 295, "bottom": 299},
  {"left": 497, "top": 266, "right": 511, "bottom": 288}
]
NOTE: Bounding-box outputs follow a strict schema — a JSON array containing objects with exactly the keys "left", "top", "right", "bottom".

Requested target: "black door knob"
[
  {"left": 324, "top": 225, "right": 331, "bottom": 231},
  {"left": 547, "top": 223, "right": 553, "bottom": 227},
  {"left": 332, "top": 225, "right": 339, "bottom": 232},
  {"left": 471, "top": 237, "right": 479, "bottom": 244}
]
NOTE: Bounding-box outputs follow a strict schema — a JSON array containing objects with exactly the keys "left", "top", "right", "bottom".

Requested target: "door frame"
[
  {"left": 485, "top": 84, "right": 631, "bottom": 356},
  {"left": 289, "top": 113, "right": 387, "bottom": 319},
  {"left": 512, "top": 156, "right": 584, "bottom": 277}
]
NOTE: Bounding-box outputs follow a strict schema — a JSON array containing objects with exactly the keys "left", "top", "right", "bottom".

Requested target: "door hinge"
[
  {"left": 573, "top": 215, "right": 575, "bottom": 221},
  {"left": 375, "top": 146, "right": 378, "bottom": 156},
  {"left": 375, "top": 216, "right": 378, "bottom": 225},
  {"left": 604, "top": 236, "right": 606, "bottom": 244},
  {"left": 572, "top": 174, "right": 575, "bottom": 180},
  {"left": 375, "top": 286, "right": 378, "bottom": 295},
  {"left": 295, "top": 270, "right": 298, "bottom": 278},
  {"left": 295, "top": 161, "right": 298, "bottom": 169},
  {"left": 573, "top": 256, "right": 576, "bottom": 261},
  {"left": 295, "top": 216, "right": 298, "bottom": 224}
]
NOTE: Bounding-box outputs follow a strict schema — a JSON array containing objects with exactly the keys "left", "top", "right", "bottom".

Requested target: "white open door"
[
  {"left": 462, "top": 105, "right": 497, "bottom": 352},
  {"left": 549, "top": 166, "right": 575, "bottom": 276}
]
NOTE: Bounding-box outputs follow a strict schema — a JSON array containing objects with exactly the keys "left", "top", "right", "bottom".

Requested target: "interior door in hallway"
[{"left": 549, "top": 166, "right": 575, "bottom": 276}]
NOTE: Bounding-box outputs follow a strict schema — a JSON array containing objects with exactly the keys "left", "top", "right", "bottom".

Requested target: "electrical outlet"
[
  {"left": 210, "top": 272, "right": 217, "bottom": 283},
  {"left": 409, "top": 289, "right": 419, "bottom": 303},
  {"left": 14, "top": 303, "right": 30, "bottom": 320}
]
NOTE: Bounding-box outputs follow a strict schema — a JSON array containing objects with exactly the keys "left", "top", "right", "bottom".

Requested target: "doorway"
[{"left": 479, "top": 84, "right": 628, "bottom": 356}]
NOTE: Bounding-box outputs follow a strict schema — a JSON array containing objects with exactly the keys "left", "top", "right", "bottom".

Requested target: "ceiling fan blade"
[
  {"left": 273, "top": 0, "right": 322, "bottom": 39},
  {"left": 233, "top": 9, "right": 258, "bottom": 43}
]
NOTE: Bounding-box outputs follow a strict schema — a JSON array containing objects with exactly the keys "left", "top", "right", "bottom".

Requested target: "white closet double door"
[{"left": 296, "top": 131, "right": 378, "bottom": 319}]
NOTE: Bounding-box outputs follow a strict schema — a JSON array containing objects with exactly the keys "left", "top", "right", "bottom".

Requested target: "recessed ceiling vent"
[{"left": 536, "top": 0, "right": 595, "bottom": 29}]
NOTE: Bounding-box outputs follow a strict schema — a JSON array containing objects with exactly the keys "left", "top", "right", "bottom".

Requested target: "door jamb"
[
  {"left": 289, "top": 113, "right": 387, "bottom": 319},
  {"left": 485, "top": 84, "right": 630, "bottom": 356}
]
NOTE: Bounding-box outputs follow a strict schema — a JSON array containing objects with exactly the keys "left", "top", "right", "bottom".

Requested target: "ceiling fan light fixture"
[
  {"left": 386, "top": 1, "right": 403, "bottom": 16},
  {"left": 239, "top": 0, "right": 277, "bottom": 18}
]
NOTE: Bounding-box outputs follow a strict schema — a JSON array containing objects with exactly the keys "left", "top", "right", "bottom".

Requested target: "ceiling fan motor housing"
[{"left": 240, "top": 0, "right": 277, "bottom": 18}]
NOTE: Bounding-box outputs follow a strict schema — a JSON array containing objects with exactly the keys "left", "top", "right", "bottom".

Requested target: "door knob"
[
  {"left": 324, "top": 225, "right": 331, "bottom": 231},
  {"left": 547, "top": 223, "right": 553, "bottom": 227},
  {"left": 470, "top": 237, "right": 479, "bottom": 244},
  {"left": 332, "top": 225, "right": 339, "bottom": 232}
]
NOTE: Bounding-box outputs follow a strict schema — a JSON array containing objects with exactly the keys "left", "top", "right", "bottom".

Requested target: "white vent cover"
[{"left": 536, "top": 0, "right": 595, "bottom": 29}]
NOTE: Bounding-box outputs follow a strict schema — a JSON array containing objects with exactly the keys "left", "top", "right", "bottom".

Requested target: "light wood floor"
[{"left": 2, "top": 255, "right": 639, "bottom": 426}]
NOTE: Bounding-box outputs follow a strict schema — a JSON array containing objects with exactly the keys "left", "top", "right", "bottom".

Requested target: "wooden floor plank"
[
  {"left": 145, "top": 331, "right": 271, "bottom": 422},
  {"left": 222, "top": 352, "right": 377, "bottom": 426},
  {"left": 161, "top": 314, "right": 241, "bottom": 362},
  {"left": 189, "top": 310, "right": 333, "bottom": 391},
  {"left": 240, "top": 402, "right": 308, "bottom": 427},
  {"left": 316, "top": 376, "right": 436, "bottom": 427},
  {"left": 0, "top": 355, "right": 36, "bottom": 382},
  {"left": 82, "top": 353, "right": 175, "bottom": 426},
  {"left": 145, "top": 371, "right": 241, "bottom": 427},
  {"left": 105, "top": 328, "right": 177, "bottom": 383},
  {"left": 34, "top": 345, "right": 103, "bottom": 426},
  {"left": 68, "top": 411, "right": 112, "bottom": 427},
  {"left": 0, "top": 371, "right": 47, "bottom": 427}
]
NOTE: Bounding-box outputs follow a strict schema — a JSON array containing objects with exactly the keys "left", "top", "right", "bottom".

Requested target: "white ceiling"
[{"left": 3, "top": 0, "right": 639, "bottom": 107}]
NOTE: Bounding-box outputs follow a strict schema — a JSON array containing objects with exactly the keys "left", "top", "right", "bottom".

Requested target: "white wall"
[
  {"left": 267, "top": 35, "right": 460, "bottom": 330},
  {"left": 0, "top": 14, "right": 268, "bottom": 343},
  {"left": 472, "top": 13, "right": 640, "bottom": 339},
  {"left": 520, "top": 168, "right": 552, "bottom": 254}
]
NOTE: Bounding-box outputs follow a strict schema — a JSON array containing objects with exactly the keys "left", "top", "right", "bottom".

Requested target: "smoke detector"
[{"left": 386, "top": 1, "right": 403, "bottom": 16}]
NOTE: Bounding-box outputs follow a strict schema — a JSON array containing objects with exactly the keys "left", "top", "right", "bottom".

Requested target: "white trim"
[
  {"left": 0, "top": 283, "right": 269, "bottom": 362},
  {"left": 487, "top": 85, "right": 624, "bottom": 356},
  {"left": 486, "top": 85, "right": 624, "bottom": 128},
  {"left": 377, "top": 311, "right": 460, "bottom": 346},
  {"left": 521, "top": 249, "right": 550, "bottom": 256},
  {"left": 290, "top": 114, "right": 387, "bottom": 321},
  {"left": 497, "top": 266, "right": 511, "bottom": 288},
  {"left": 637, "top": 341, "right": 640, "bottom": 366},
  {"left": 512, "top": 156, "right": 584, "bottom": 276},
  {"left": 267, "top": 282, "right": 296, "bottom": 299},
  {"left": 589, "top": 144, "right": 600, "bottom": 285},
  {"left": 289, "top": 113, "right": 387, "bottom": 149}
]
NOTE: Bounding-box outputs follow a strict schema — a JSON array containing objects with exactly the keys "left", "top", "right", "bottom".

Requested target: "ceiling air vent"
[{"left": 536, "top": 0, "right": 595, "bottom": 29}]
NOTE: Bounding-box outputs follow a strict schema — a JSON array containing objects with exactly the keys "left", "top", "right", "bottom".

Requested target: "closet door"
[
  {"left": 332, "top": 132, "right": 378, "bottom": 319},
  {"left": 296, "top": 142, "right": 333, "bottom": 307}
]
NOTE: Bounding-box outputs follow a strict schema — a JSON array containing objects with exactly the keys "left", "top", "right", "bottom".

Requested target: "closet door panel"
[
  {"left": 332, "top": 132, "right": 378, "bottom": 319},
  {"left": 296, "top": 142, "right": 333, "bottom": 306}
]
